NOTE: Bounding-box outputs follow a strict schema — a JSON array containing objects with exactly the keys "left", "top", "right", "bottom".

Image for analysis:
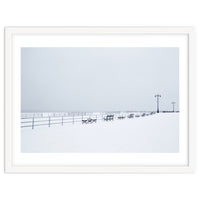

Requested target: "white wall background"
[{"left": 0, "top": 0, "right": 199, "bottom": 200}]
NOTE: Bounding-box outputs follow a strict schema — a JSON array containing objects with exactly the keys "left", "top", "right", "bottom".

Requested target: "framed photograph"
[{"left": 5, "top": 27, "right": 195, "bottom": 173}]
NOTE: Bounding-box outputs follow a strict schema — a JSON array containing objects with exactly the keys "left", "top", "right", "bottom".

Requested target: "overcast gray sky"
[{"left": 21, "top": 47, "right": 179, "bottom": 112}]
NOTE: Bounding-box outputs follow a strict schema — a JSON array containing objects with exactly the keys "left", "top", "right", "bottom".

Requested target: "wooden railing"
[{"left": 21, "top": 111, "right": 157, "bottom": 129}]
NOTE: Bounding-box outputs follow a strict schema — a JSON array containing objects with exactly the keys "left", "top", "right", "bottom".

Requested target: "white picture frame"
[{"left": 4, "top": 26, "right": 196, "bottom": 173}]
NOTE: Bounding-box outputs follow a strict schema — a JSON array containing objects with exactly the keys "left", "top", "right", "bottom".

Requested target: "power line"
[
  {"left": 171, "top": 102, "right": 176, "bottom": 112},
  {"left": 154, "top": 94, "right": 161, "bottom": 113}
]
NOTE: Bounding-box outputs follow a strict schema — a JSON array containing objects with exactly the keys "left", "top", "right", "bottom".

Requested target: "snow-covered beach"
[{"left": 21, "top": 113, "right": 179, "bottom": 153}]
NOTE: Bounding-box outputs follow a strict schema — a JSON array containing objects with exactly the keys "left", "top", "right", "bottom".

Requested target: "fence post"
[
  {"left": 32, "top": 117, "right": 34, "bottom": 129},
  {"left": 49, "top": 116, "right": 51, "bottom": 127}
]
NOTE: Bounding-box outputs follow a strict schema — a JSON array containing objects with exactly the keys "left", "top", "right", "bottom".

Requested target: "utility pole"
[
  {"left": 171, "top": 102, "right": 176, "bottom": 112},
  {"left": 154, "top": 94, "right": 161, "bottom": 113}
]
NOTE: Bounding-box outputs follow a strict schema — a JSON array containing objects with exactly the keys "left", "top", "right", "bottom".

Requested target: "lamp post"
[
  {"left": 155, "top": 94, "right": 161, "bottom": 113},
  {"left": 171, "top": 102, "right": 176, "bottom": 112}
]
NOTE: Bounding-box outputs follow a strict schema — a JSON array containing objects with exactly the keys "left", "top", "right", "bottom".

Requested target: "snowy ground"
[{"left": 21, "top": 113, "right": 179, "bottom": 153}]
